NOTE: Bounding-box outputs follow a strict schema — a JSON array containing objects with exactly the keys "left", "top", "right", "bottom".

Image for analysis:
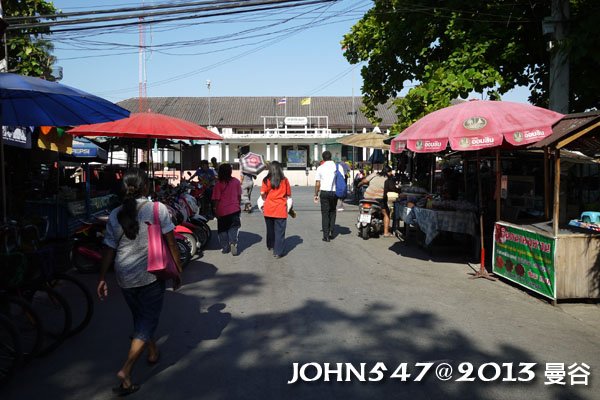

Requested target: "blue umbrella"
[
  {"left": 0, "top": 73, "right": 130, "bottom": 126},
  {"left": 0, "top": 72, "right": 130, "bottom": 220}
]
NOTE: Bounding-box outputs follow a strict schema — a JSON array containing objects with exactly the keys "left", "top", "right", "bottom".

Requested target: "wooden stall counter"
[{"left": 493, "top": 221, "right": 600, "bottom": 301}]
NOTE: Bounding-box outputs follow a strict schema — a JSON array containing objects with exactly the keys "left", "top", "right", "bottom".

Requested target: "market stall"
[
  {"left": 493, "top": 111, "right": 600, "bottom": 301},
  {"left": 390, "top": 100, "right": 564, "bottom": 280}
]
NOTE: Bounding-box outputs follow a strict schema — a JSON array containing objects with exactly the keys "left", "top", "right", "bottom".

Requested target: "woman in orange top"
[{"left": 260, "top": 161, "right": 291, "bottom": 258}]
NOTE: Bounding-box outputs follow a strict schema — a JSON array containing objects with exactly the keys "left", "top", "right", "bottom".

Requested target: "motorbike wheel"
[
  {"left": 360, "top": 226, "right": 370, "bottom": 240},
  {"left": 180, "top": 233, "right": 198, "bottom": 257},
  {"left": 176, "top": 239, "right": 192, "bottom": 267},
  {"left": 199, "top": 222, "right": 211, "bottom": 248}
]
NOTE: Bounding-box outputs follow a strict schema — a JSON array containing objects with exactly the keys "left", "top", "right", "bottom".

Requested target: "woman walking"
[
  {"left": 240, "top": 170, "right": 256, "bottom": 213},
  {"left": 211, "top": 163, "right": 242, "bottom": 255},
  {"left": 97, "top": 168, "right": 182, "bottom": 396},
  {"left": 260, "top": 161, "right": 292, "bottom": 258}
]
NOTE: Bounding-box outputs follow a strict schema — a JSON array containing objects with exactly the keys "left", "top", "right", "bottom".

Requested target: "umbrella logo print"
[
  {"left": 247, "top": 155, "right": 261, "bottom": 166},
  {"left": 415, "top": 140, "right": 424, "bottom": 151},
  {"left": 459, "top": 137, "right": 471, "bottom": 148},
  {"left": 463, "top": 116, "right": 487, "bottom": 130},
  {"left": 513, "top": 131, "right": 524, "bottom": 142}
]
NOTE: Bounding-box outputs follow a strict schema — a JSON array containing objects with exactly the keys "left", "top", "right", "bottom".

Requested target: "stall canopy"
[
  {"left": 338, "top": 131, "right": 390, "bottom": 150},
  {"left": 68, "top": 112, "right": 223, "bottom": 140},
  {"left": 530, "top": 110, "right": 600, "bottom": 156},
  {"left": 390, "top": 100, "right": 564, "bottom": 153}
]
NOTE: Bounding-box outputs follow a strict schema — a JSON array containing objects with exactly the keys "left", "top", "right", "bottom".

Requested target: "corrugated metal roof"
[
  {"left": 531, "top": 110, "right": 600, "bottom": 152},
  {"left": 117, "top": 96, "right": 398, "bottom": 129}
]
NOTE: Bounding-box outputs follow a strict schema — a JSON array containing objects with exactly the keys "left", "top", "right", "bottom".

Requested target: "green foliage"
[
  {"left": 342, "top": 0, "right": 600, "bottom": 130},
  {"left": 3, "top": 0, "right": 59, "bottom": 79}
]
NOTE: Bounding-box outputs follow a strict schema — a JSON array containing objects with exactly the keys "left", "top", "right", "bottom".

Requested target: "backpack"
[{"left": 334, "top": 163, "right": 348, "bottom": 199}]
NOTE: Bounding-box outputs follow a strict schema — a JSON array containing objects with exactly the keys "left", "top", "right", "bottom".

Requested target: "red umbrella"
[
  {"left": 69, "top": 112, "right": 222, "bottom": 140},
  {"left": 240, "top": 152, "right": 266, "bottom": 175},
  {"left": 390, "top": 100, "right": 563, "bottom": 153}
]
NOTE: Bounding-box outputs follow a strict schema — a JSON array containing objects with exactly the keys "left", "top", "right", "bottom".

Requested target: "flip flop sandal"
[{"left": 112, "top": 383, "right": 141, "bottom": 397}]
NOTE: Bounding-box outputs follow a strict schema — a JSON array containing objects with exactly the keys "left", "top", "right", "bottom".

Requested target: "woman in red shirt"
[{"left": 260, "top": 161, "right": 291, "bottom": 258}]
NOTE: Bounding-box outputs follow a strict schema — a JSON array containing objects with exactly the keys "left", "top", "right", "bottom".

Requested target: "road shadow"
[
  {"left": 237, "top": 231, "right": 263, "bottom": 254},
  {"left": 182, "top": 260, "right": 218, "bottom": 284},
  {"left": 5, "top": 294, "right": 594, "bottom": 400},
  {"left": 140, "top": 301, "right": 232, "bottom": 383},
  {"left": 285, "top": 235, "right": 303, "bottom": 255},
  {"left": 333, "top": 225, "right": 352, "bottom": 237},
  {"left": 389, "top": 233, "right": 477, "bottom": 264}
]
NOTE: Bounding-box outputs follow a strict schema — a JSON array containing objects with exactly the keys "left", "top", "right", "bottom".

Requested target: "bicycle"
[
  {"left": 19, "top": 221, "right": 94, "bottom": 338},
  {"left": 1, "top": 223, "right": 73, "bottom": 356}
]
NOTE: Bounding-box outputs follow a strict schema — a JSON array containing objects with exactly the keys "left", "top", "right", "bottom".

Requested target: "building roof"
[
  {"left": 531, "top": 110, "right": 600, "bottom": 156},
  {"left": 117, "top": 96, "right": 398, "bottom": 130}
]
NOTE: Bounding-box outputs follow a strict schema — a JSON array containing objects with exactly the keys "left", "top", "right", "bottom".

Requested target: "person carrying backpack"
[{"left": 314, "top": 150, "right": 346, "bottom": 242}]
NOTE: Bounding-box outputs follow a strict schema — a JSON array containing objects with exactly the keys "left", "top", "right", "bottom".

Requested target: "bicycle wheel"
[
  {"left": 26, "top": 287, "right": 72, "bottom": 357},
  {"left": 0, "top": 295, "right": 43, "bottom": 362},
  {"left": 46, "top": 273, "right": 94, "bottom": 338},
  {"left": 0, "top": 313, "right": 22, "bottom": 385}
]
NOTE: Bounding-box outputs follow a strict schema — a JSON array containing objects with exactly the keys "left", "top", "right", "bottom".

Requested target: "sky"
[{"left": 48, "top": 0, "right": 530, "bottom": 104}]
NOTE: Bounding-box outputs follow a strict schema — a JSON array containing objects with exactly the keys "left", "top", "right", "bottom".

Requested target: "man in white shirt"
[{"left": 314, "top": 150, "right": 344, "bottom": 242}]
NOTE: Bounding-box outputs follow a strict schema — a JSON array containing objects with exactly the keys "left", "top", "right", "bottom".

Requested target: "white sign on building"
[{"left": 284, "top": 117, "right": 308, "bottom": 126}]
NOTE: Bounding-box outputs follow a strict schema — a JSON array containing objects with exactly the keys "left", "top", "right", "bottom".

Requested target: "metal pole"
[
  {"left": 206, "top": 79, "right": 211, "bottom": 127},
  {"left": 469, "top": 151, "right": 496, "bottom": 281},
  {"left": 1, "top": 2, "right": 7, "bottom": 222}
]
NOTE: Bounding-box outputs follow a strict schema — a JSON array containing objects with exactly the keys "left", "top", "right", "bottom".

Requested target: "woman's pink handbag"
[{"left": 147, "top": 202, "right": 179, "bottom": 280}]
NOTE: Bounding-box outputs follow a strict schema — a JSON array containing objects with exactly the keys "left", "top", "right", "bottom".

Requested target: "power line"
[
  {"left": 6, "top": 0, "right": 236, "bottom": 21},
  {"left": 7, "top": 0, "right": 335, "bottom": 30}
]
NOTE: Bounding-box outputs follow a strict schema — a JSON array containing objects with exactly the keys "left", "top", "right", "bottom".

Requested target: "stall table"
[{"left": 395, "top": 204, "right": 478, "bottom": 246}]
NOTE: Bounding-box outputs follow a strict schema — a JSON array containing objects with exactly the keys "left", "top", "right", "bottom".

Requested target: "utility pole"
[
  {"left": 546, "top": 0, "right": 570, "bottom": 113},
  {"left": 206, "top": 79, "right": 211, "bottom": 127}
]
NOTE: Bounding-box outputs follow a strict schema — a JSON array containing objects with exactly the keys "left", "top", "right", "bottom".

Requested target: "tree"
[
  {"left": 2, "top": 0, "right": 59, "bottom": 79},
  {"left": 342, "top": 0, "right": 600, "bottom": 131}
]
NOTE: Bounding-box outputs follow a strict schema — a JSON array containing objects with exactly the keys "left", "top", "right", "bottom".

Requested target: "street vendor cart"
[{"left": 493, "top": 111, "right": 600, "bottom": 301}]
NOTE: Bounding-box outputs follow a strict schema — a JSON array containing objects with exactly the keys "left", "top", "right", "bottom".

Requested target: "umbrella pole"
[
  {"left": 1, "top": 128, "right": 6, "bottom": 222},
  {"left": 470, "top": 150, "right": 496, "bottom": 281},
  {"left": 56, "top": 151, "right": 61, "bottom": 238}
]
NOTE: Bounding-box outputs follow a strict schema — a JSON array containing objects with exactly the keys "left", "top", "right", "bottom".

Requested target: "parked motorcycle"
[
  {"left": 71, "top": 217, "right": 107, "bottom": 273},
  {"left": 356, "top": 199, "right": 384, "bottom": 240}
]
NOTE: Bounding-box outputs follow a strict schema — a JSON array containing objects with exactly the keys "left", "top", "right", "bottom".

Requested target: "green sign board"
[{"left": 492, "top": 223, "right": 556, "bottom": 299}]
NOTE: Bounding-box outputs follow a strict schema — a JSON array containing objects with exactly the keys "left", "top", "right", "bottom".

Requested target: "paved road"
[{"left": 4, "top": 187, "right": 600, "bottom": 400}]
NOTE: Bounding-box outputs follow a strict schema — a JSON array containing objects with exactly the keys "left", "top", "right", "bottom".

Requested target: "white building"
[{"left": 118, "top": 96, "right": 398, "bottom": 172}]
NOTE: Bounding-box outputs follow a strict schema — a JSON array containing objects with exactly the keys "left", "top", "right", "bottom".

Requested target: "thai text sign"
[
  {"left": 284, "top": 117, "right": 308, "bottom": 126},
  {"left": 492, "top": 223, "right": 555, "bottom": 299}
]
